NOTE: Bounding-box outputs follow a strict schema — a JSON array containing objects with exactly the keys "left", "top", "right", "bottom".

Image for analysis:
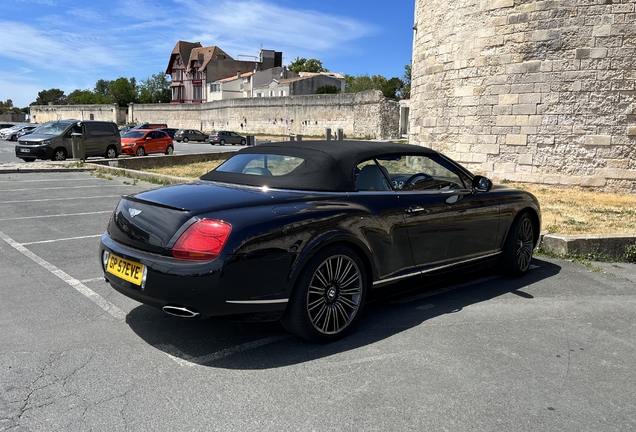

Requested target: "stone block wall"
[
  {"left": 30, "top": 104, "right": 126, "bottom": 125},
  {"left": 127, "top": 90, "right": 399, "bottom": 140},
  {"left": 410, "top": 0, "right": 636, "bottom": 192}
]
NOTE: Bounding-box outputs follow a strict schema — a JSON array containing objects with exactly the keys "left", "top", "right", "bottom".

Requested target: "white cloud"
[
  {"left": 0, "top": 21, "right": 121, "bottom": 72},
  {"left": 174, "top": 0, "right": 374, "bottom": 55}
]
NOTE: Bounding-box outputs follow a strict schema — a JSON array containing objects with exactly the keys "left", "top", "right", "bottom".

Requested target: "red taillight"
[{"left": 172, "top": 219, "right": 232, "bottom": 260}]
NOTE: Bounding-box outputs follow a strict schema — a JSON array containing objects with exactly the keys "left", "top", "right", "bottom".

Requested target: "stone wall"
[
  {"left": 28, "top": 92, "right": 400, "bottom": 140},
  {"left": 0, "top": 113, "right": 27, "bottom": 123},
  {"left": 128, "top": 90, "right": 400, "bottom": 140},
  {"left": 410, "top": 0, "right": 636, "bottom": 192},
  {"left": 30, "top": 104, "right": 126, "bottom": 125}
]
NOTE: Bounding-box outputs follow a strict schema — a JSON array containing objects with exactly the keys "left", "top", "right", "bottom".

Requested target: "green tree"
[
  {"left": 344, "top": 74, "right": 404, "bottom": 99},
  {"left": 66, "top": 89, "right": 111, "bottom": 105},
  {"left": 315, "top": 85, "right": 340, "bottom": 94},
  {"left": 109, "top": 77, "right": 138, "bottom": 107},
  {"left": 381, "top": 77, "right": 404, "bottom": 99},
  {"left": 138, "top": 72, "right": 171, "bottom": 103},
  {"left": 94, "top": 79, "right": 113, "bottom": 98},
  {"left": 32, "top": 88, "right": 66, "bottom": 105},
  {"left": 401, "top": 62, "right": 411, "bottom": 99},
  {"left": 288, "top": 57, "right": 328, "bottom": 74}
]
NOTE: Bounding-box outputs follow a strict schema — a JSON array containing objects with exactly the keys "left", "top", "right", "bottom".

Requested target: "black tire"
[
  {"left": 240, "top": 139, "right": 246, "bottom": 145},
  {"left": 22, "top": 158, "right": 36, "bottom": 162},
  {"left": 9, "top": 134, "right": 17, "bottom": 141},
  {"left": 219, "top": 139, "right": 225, "bottom": 146},
  {"left": 105, "top": 145, "right": 118, "bottom": 159},
  {"left": 500, "top": 212, "right": 535, "bottom": 276},
  {"left": 135, "top": 146, "right": 145, "bottom": 157},
  {"left": 51, "top": 148, "right": 67, "bottom": 161},
  {"left": 281, "top": 245, "right": 367, "bottom": 343},
  {"left": 183, "top": 137, "right": 189, "bottom": 143},
  {"left": 165, "top": 145, "right": 173, "bottom": 155}
]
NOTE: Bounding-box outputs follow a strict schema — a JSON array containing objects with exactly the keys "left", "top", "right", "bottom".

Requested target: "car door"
[
  {"left": 353, "top": 160, "right": 416, "bottom": 281},
  {"left": 377, "top": 154, "right": 500, "bottom": 270},
  {"left": 148, "top": 131, "right": 163, "bottom": 153},
  {"left": 229, "top": 132, "right": 240, "bottom": 144}
]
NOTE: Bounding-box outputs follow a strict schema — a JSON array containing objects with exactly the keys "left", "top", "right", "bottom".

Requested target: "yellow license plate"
[{"left": 106, "top": 253, "right": 145, "bottom": 286}]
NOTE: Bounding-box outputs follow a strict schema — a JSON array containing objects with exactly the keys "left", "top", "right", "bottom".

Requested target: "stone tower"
[{"left": 409, "top": 0, "right": 636, "bottom": 191}]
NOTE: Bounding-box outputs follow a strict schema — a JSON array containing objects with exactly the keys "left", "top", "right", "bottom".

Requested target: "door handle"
[{"left": 406, "top": 206, "right": 426, "bottom": 214}]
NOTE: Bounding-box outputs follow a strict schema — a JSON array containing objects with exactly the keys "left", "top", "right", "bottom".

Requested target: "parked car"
[
  {"left": 132, "top": 123, "right": 168, "bottom": 130},
  {"left": 15, "top": 120, "right": 121, "bottom": 161},
  {"left": 119, "top": 125, "right": 134, "bottom": 136},
  {"left": 209, "top": 130, "right": 246, "bottom": 146},
  {"left": 0, "top": 123, "right": 29, "bottom": 140},
  {"left": 0, "top": 123, "right": 15, "bottom": 132},
  {"left": 174, "top": 129, "right": 208, "bottom": 143},
  {"left": 12, "top": 125, "right": 39, "bottom": 140},
  {"left": 158, "top": 128, "right": 179, "bottom": 139},
  {"left": 99, "top": 140, "right": 541, "bottom": 343},
  {"left": 120, "top": 129, "right": 173, "bottom": 156}
]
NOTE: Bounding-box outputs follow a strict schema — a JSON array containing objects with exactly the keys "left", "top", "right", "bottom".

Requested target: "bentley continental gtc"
[{"left": 99, "top": 140, "right": 541, "bottom": 342}]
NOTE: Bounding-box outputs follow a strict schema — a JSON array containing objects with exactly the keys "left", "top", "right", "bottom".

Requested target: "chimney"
[{"left": 237, "top": 71, "right": 241, "bottom": 78}]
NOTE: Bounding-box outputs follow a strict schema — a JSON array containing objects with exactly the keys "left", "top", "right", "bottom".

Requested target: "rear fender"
[{"left": 285, "top": 231, "right": 376, "bottom": 298}]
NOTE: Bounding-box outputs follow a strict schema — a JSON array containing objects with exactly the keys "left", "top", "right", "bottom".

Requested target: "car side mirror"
[{"left": 472, "top": 175, "right": 493, "bottom": 193}]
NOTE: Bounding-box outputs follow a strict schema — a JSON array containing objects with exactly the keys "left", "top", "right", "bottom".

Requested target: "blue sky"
[{"left": 1, "top": 0, "right": 415, "bottom": 108}]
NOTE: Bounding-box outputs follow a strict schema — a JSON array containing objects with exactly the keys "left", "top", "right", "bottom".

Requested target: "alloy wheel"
[
  {"left": 306, "top": 254, "right": 363, "bottom": 335},
  {"left": 516, "top": 217, "right": 534, "bottom": 272}
]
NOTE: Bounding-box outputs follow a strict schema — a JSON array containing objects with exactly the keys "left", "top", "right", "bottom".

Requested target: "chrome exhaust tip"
[{"left": 162, "top": 305, "right": 201, "bottom": 318}]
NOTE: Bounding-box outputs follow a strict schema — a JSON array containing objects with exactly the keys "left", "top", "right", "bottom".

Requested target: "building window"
[
  {"left": 172, "top": 86, "right": 182, "bottom": 101},
  {"left": 279, "top": 90, "right": 285, "bottom": 96},
  {"left": 173, "top": 69, "right": 183, "bottom": 81},
  {"left": 194, "top": 70, "right": 203, "bottom": 80},
  {"left": 210, "top": 83, "right": 220, "bottom": 92},
  {"left": 194, "top": 85, "right": 202, "bottom": 100}
]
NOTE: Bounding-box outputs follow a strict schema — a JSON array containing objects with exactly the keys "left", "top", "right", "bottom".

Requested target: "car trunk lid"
[{"left": 108, "top": 181, "right": 291, "bottom": 254}]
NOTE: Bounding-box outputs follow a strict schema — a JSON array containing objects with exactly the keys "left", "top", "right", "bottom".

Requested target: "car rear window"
[{"left": 215, "top": 154, "right": 305, "bottom": 176}]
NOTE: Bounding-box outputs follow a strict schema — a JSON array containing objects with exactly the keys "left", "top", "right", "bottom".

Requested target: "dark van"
[{"left": 15, "top": 120, "right": 121, "bottom": 161}]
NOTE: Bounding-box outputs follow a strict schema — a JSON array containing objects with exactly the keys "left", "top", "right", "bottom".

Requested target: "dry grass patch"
[
  {"left": 144, "top": 160, "right": 225, "bottom": 179},
  {"left": 506, "top": 183, "right": 636, "bottom": 235}
]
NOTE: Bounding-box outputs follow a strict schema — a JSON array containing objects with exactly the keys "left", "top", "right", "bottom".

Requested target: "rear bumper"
[{"left": 99, "top": 233, "right": 288, "bottom": 318}]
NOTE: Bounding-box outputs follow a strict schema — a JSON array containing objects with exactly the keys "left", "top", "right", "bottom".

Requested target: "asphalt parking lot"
[{"left": 1, "top": 170, "right": 636, "bottom": 431}]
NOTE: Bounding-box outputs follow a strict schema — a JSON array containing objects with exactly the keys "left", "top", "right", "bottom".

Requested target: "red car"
[{"left": 121, "top": 129, "right": 174, "bottom": 156}]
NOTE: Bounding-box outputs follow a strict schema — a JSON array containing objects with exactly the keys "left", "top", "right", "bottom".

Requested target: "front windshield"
[
  {"left": 123, "top": 131, "right": 147, "bottom": 138},
  {"left": 32, "top": 122, "right": 73, "bottom": 135}
]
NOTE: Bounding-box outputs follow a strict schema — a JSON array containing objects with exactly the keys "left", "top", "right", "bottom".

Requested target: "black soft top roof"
[{"left": 200, "top": 140, "right": 441, "bottom": 192}]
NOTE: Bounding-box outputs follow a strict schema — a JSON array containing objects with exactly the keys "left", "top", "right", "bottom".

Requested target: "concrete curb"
[
  {"left": 0, "top": 167, "right": 96, "bottom": 174},
  {"left": 540, "top": 233, "right": 636, "bottom": 260}
]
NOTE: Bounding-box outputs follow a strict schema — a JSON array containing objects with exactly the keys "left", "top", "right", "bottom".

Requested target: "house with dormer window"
[{"left": 166, "top": 41, "right": 282, "bottom": 103}]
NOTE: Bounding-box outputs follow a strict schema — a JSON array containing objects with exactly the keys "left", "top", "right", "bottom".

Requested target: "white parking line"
[
  {"left": 3, "top": 195, "right": 121, "bottom": 203},
  {"left": 2, "top": 185, "right": 133, "bottom": 192},
  {"left": 0, "top": 230, "right": 126, "bottom": 320},
  {"left": 0, "top": 210, "right": 112, "bottom": 222},
  {"left": 157, "top": 336, "right": 289, "bottom": 366},
  {"left": 20, "top": 234, "right": 103, "bottom": 246}
]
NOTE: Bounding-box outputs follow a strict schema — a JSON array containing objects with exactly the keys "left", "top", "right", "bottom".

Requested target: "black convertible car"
[{"left": 99, "top": 140, "right": 540, "bottom": 342}]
